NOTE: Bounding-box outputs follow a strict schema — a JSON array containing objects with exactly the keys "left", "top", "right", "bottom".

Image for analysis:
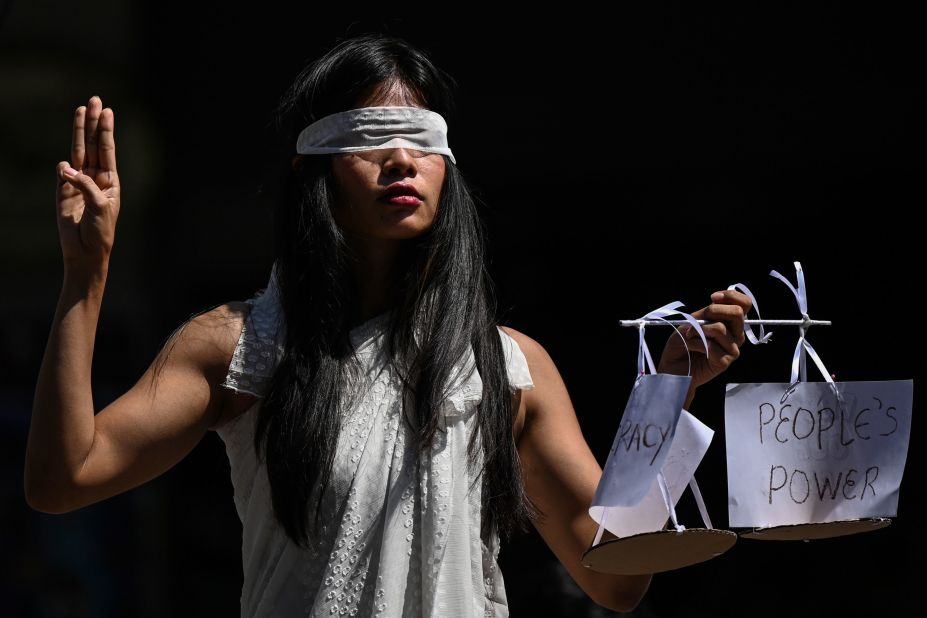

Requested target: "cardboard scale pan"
[
  {"left": 738, "top": 517, "right": 891, "bottom": 541},
  {"left": 581, "top": 526, "right": 738, "bottom": 575}
]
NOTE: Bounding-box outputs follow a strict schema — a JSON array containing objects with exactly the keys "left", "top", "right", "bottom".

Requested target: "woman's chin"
[
  {"left": 380, "top": 225, "right": 431, "bottom": 240},
  {"left": 377, "top": 214, "right": 433, "bottom": 238}
]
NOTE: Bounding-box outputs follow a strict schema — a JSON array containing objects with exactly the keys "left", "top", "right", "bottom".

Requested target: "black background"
[{"left": 1, "top": 3, "right": 923, "bottom": 616}]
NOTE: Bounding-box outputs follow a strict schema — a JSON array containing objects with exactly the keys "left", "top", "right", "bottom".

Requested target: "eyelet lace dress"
[{"left": 212, "top": 266, "right": 535, "bottom": 617}]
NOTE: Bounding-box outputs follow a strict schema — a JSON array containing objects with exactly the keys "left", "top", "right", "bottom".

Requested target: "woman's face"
[{"left": 320, "top": 87, "right": 447, "bottom": 241}]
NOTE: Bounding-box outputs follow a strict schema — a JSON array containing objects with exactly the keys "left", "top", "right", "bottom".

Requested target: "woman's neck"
[{"left": 344, "top": 234, "right": 406, "bottom": 323}]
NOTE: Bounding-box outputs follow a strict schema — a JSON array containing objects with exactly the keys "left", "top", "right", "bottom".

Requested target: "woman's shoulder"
[
  {"left": 496, "top": 325, "right": 538, "bottom": 351},
  {"left": 167, "top": 300, "right": 252, "bottom": 375},
  {"left": 496, "top": 325, "right": 553, "bottom": 391},
  {"left": 496, "top": 325, "right": 551, "bottom": 442},
  {"left": 496, "top": 325, "right": 548, "bottom": 372},
  {"left": 496, "top": 324, "right": 572, "bottom": 399},
  {"left": 178, "top": 300, "right": 259, "bottom": 430}
]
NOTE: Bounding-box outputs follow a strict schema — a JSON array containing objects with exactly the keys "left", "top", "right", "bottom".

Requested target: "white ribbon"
[
  {"left": 770, "top": 261, "right": 809, "bottom": 317},
  {"left": 655, "top": 467, "right": 714, "bottom": 534},
  {"left": 789, "top": 336, "right": 836, "bottom": 387},
  {"left": 770, "top": 262, "right": 839, "bottom": 395},
  {"left": 636, "top": 301, "right": 710, "bottom": 378},
  {"left": 657, "top": 472, "right": 684, "bottom": 533},
  {"left": 725, "top": 282, "right": 773, "bottom": 345},
  {"left": 688, "top": 477, "right": 713, "bottom": 530},
  {"left": 593, "top": 517, "right": 606, "bottom": 546}
]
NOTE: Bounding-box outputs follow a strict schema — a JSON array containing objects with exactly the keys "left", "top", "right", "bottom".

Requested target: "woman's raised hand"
[{"left": 55, "top": 95, "right": 120, "bottom": 275}]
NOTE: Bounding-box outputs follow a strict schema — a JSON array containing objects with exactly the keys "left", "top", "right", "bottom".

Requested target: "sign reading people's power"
[{"left": 725, "top": 380, "right": 913, "bottom": 528}]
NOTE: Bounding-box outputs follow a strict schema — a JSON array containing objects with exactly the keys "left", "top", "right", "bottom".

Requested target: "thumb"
[{"left": 60, "top": 164, "right": 107, "bottom": 208}]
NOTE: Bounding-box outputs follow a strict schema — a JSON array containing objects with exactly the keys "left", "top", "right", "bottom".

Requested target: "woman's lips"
[{"left": 381, "top": 195, "right": 422, "bottom": 206}]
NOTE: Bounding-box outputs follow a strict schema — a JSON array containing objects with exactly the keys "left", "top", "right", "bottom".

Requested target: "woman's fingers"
[
  {"left": 84, "top": 96, "right": 102, "bottom": 170},
  {"left": 57, "top": 161, "right": 107, "bottom": 209},
  {"left": 669, "top": 289, "right": 752, "bottom": 383},
  {"left": 693, "top": 291, "right": 751, "bottom": 346},
  {"left": 56, "top": 162, "right": 82, "bottom": 216},
  {"left": 682, "top": 322, "right": 739, "bottom": 358},
  {"left": 709, "top": 304, "right": 745, "bottom": 347},
  {"left": 709, "top": 324, "right": 739, "bottom": 359},
  {"left": 71, "top": 105, "right": 86, "bottom": 171},
  {"left": 57, "top": 161, "right": 79, "bottom": 189},
  {"left": 706, "top": 339, "right": 738, "bottom": 370},
  {"left": 99, "top": 107, "right": 117, "bottom": 173}
]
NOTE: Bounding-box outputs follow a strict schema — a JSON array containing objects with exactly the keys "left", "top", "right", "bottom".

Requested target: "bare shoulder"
[
  {"left": 497, "top": 325, "right": 557, "bottom": 380},
  {"left": 497, "top": 325, "right": 544, "bottom": 358},
  {"left": 171, "top": 301, "right": 251, "bottom": 369},
  {"left": 166, "top": 301, "right": 256, "bottom": 429},
  {"left": 496, "top": 325, "right": 564, "bottom": 442},
  {"left": 496, "top": 325, "right": 573, "bottom": 414}
]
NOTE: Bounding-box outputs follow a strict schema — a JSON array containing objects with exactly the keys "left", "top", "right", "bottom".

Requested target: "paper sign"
[
  {"left": 590, "top": 409, "right": 714, "bottom": 537},
  {"left": 725, "top": 380, "right": 913, "bottom": 528},
  {"left": 591, "top": 373, "right": 692, "bottom": 509}
]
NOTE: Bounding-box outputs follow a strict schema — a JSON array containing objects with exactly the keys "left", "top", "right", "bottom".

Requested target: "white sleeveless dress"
[{"left": 212, "top": 266, "right": 535, "bottom": 617}]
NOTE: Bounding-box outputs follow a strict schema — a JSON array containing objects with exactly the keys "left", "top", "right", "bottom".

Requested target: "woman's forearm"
[{"left": 25, "top": 266, "right": 108, "bottom": 509}]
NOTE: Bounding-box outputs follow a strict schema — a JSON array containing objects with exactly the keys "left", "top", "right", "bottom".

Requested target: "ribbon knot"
[{"left": 771, "top": 261, "right": 838, "bottom": 396}]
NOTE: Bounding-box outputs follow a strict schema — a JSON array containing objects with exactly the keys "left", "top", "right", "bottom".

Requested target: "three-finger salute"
[{"left": 55, "top": 95, "right": 121, "bottom": 272}]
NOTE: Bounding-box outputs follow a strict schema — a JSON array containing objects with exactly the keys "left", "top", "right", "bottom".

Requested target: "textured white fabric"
[
  {"left": 214, "top": 269, "right": 534, "bottom": 617},
  {"left": 296, "top": 106, "right": 457, "bottom": 164}
]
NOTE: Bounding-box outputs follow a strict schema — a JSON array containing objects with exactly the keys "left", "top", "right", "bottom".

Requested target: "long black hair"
[{"left": 254, "top": 32, "right": 537, "bottom": 548}]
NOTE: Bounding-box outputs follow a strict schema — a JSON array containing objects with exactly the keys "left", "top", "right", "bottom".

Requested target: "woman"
[{"left": 26, "top": 33, "right": 751, "bottom": 616}]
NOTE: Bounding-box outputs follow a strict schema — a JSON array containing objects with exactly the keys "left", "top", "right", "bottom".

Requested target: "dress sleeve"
[
  {"left": 496, "top": 326, "right": 535, "bottom": 391},
  {"left": 219, "top": 264, "right": 286, "bottom": 398},
  {"left": 441, "top": 326, "right": 536, "bottom": 418}
]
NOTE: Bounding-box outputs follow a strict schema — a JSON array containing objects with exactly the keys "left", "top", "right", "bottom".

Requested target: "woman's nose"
[{"left": 381, "top": 148, "right": 417, "bottom": 175}]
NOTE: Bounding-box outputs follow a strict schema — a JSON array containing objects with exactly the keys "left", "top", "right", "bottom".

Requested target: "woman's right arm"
[
  {"left": 26, "top": 278, "right": 247, "bottom": 514},
  {"left": 25, "top": 96, "right": 246, "bottom": 514}
]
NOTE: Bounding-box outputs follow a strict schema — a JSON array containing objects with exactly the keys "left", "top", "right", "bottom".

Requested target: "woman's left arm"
[{"left": 501, "top": 327, "right": 652, "bottom": 613}]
